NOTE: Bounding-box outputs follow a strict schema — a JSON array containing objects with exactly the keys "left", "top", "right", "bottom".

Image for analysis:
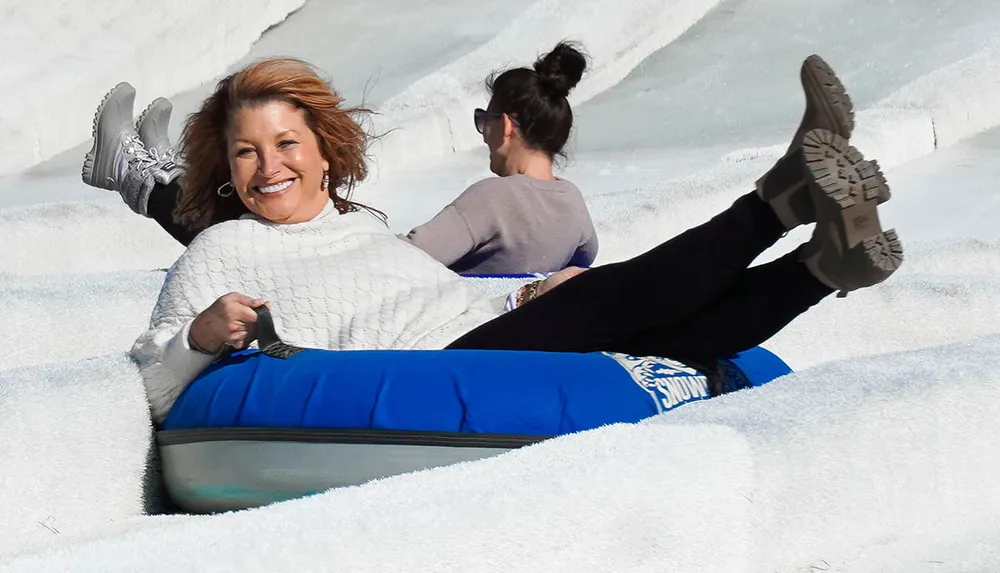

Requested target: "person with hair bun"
[
  {"left": 84, "top": 43, "right": 597, "bottom": 275},
  {"left": 402, "top": 41, "right": 599, "bottom": 274},
  {"left": 81, "top": 54, "right": 904, "bottom": 424}
]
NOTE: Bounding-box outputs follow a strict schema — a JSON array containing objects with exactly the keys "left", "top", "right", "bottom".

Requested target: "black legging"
[
  {"left": 446, "top": 191, "right": 833, "bottom": 368},
  {"left": 147, "top": 181, "right": 200, "bottom": 246}
]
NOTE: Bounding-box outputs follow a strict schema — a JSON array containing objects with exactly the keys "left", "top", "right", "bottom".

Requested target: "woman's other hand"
[{"left": 537, "top": 266, "right": 589, "bottom": 297}]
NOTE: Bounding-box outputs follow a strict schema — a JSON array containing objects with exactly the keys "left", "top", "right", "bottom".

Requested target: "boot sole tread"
[
  {"left": 804, "top": 129, "right": 891, "bottom": 214},
  {"left": 82, "top": 82, "right": 134, "bottom": 188},
  {"left": 863, "top": 229, "right": 905, "bottom": 273},
  {"left": 802, "top": 54, "right": 855, "bottom": 139}
]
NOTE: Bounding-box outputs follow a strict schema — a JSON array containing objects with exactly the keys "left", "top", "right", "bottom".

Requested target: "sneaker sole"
[
  {"left": 803, "top": 129, "right": 903, "bottom": 274},
  {"left": 81, "top": 82, "right": 135, "bottom": 188},
  {"left": 800, "top": 54, "right": 855, "bottom": 141}
]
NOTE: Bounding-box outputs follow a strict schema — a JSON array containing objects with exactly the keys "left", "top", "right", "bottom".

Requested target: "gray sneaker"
[
  {"left": 81, "top": 83, "right": 174, "bottom": 216},
  {"left": 798, "top": 129, "right": 904, "bottom": 294},
  {"left": 756, "top": 55, "right": 870, "bottom": 230}
]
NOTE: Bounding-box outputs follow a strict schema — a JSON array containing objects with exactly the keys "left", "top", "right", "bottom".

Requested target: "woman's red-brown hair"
[{"left": 174, "top": 57, "right": 381, "bottom": 230}]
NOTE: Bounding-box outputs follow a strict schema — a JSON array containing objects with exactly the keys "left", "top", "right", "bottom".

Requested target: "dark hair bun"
[{"left": 533, "top": 41, "right": 587, "bottom": 98}]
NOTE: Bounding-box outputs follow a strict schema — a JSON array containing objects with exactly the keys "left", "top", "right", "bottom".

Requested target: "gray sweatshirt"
[{"left": 403, "top": 175, "right": 598, "bottom": 274}]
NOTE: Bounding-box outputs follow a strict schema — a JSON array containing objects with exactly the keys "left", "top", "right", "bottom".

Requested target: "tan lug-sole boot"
[{"left": 798, "top": 129, "right": 904, "bottom": 295}]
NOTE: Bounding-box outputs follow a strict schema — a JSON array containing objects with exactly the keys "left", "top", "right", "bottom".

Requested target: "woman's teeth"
[{"left": 256, "top": 180, "right": 293, "bottom": 194}]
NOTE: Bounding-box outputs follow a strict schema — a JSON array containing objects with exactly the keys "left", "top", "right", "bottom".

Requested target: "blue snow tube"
[
  {"left": 163, "top": 347, "right": 787, "bottom": 432},
  {"left": 157, "top": 346, "right": 790, "bottom": 513},
  {"left": 156, "top": 274, "right": 791, "bottom": 512}
]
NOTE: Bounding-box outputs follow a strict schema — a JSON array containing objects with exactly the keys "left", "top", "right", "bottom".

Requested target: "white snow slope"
[{"left": 2, "top": 0, "right": 1000, "bottom": 570}]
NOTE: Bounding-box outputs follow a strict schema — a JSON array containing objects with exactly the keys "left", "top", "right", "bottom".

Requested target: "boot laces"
[
  {"left": 123, "top": 135, "right": 175, "bottom": 175},
  {"left": 147, "top": 147, "right": 179, "bottom": 171}
]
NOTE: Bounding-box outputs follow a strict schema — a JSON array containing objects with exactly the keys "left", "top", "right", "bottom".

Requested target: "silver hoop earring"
[
  {"left": 217, "top": 182, "right": 234, "bottom": 198},
  {"left": 322, "top": 171, "right": 330, "bottom": 191}
]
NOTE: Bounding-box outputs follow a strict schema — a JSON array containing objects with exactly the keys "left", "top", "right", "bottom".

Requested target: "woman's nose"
[{"left": 258, "top": 149, "right": 282, "bottom": 177}]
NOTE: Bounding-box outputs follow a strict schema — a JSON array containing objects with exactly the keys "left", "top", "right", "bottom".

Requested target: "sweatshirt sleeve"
[
  {"left": 402, "top": 205, "right": 477, "bottom": 267},
  {"left": 570, "top": 216, "right": 600, "bottom": 267},
  {"left": 130, "top": 238, "right": 224, "bottom": 424},
  {"left": 402, "top": 179, "right": 503, "bottom": 267}
]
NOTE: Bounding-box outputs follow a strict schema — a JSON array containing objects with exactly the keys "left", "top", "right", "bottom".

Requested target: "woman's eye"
[
  {"left": 236, "top": 148, "right": 255, "bottom": 158},
  {"left": 278, "top": 140, "right": 297, "bottom": 148}
]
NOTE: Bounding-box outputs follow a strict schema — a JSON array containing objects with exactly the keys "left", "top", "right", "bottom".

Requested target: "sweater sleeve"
[
  {"left": 130, "top": 236, "right": 226, "bottom": 424},
  {"left": 402, "top": 179, "right": 503, "bottom": 267}
]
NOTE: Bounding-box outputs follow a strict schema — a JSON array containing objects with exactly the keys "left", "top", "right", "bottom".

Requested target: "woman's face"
[{"left": 226, "top": 100, "right": 330, "bottom": 224}]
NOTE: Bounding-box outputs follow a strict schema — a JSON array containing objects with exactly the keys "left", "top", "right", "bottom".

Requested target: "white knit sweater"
[{"left": 132, "top": 200, "right": 502, "bottom": 423}]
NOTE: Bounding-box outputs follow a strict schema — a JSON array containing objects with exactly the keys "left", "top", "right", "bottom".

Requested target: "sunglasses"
[{"left": 474, "top": 108, "right": 519, "bottom": 134}]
